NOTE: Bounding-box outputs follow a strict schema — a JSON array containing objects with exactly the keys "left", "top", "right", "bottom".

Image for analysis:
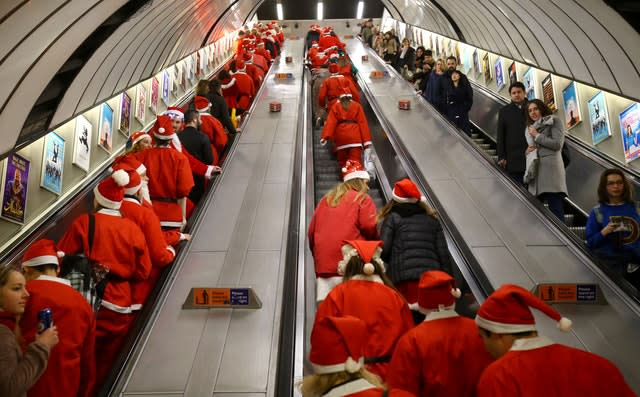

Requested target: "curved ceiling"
[{"left": 0, "top": 0, "right": 638, "bottom": 159}]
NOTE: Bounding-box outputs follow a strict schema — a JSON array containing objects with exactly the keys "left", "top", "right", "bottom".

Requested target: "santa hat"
[
  {"left": 475, "top": 284, "right": 572, "bottom": 334},
  {"left": 123, "top": 168, "right": 142, "bottom": 195},
  {"left": 110, "top": 156, "right": 146, "bottom": 176},
  {"left": 392, "top": 178, "right": 427, "bottom": 204},
  {"left": 338, "top": 91, "right": 353, "bottom": 100},
  {"left": 309, "top": 315, "right": 367, "bottom": 374},
  {"left": 417, "top": 271, "right": 461, "bottom": 312},
  {"left": 164, "top": 107, "right": 184, "bottom": 121},
  {"left": 94, "top": 169, "right": 129, "bottom": 210},
  {"left": 194, "top": 96, "right": 211, "bottom": 112},
  {"left": 129, "top": 131, "right": 151, "bottom": 148},
  {"left": 337, "top": 240, "right": 384, "bottom": 276},
  {"left": 21, "top": 239, "right": 64, "bottom": 268},
  {"left": 153, "top": 114, "right": 175, "bottom": 140},
  {"left": 311, "top": 41, "right": 319, "bottom": 48},
  {"left": 328, "top": 63, "right": 339, "bottom": 74},
  {"left": 236, "top": 59, "right": 246, "bottom": 71},
  {"left": 341, "top": 160, "right": 369, "bottom": 182}
]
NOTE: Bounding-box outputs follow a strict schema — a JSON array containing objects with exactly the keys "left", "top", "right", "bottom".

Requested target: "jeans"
[{"left": 539, "top": 192, "right": 565, "bottom": 222}]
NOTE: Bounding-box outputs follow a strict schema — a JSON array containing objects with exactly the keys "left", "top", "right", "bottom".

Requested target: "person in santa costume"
[
  {"left": 378, "top": 179, "right": 454, "bottom": 322},
  {"left": 19, "top": 239, "right": 96, "bottom": 397},
  {"left": 57, "top": 170, "right": 152, "bottom": 388},
  {"left": 134, "top": 115, "right": 195, "bottom": 230},
  {"left": 254, "top": 41, "right": 272, "bottom": 63},
  {"left": 319, "top": 28, "right": 345, "bottom": 51},
  {"left": 321, "top": 92, "right": 372, "bottom": 169},
  {"left": 299, "top": 315, "right": 415, "bottom": 397},
  {"left": 475, "top": 284, "right": 636, "bottom": 397},
  {"left": 308, "top": 160, "right": 379, "bottom": 301},
  {"left": 387, "top": 271, "right": 492, "bottom": 397},
  {"left": 315, "top": 240, "right": 414, "bottom": 381},
  {"left": 230, "top": 59, "right": 256, "bottom": 116},
  {"left": 239, "top": 51, "right": 264, "bottom": 89},
  {"left": 193, "top": 96, "right": 228, "bottom": 166},
  {"left": 318, "top": 63, "right": 361, "bottom": 109}
]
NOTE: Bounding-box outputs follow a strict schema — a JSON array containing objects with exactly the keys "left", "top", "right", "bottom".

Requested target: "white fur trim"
[
  {"left": 57, "top": 251, "right": 65, "bottom": 258},
  {"left": 336, "top": 143, "right": 364, "bottom": 151},
  {"left": 311, "top": 356, "right": 364, "bottom": 375},
  {"left": 510, "top": 336, "right": 555, "bottom": 351},
  {"left": 97, "top": 208, "right": 122, "bottom": 216},
  {"left": 94, "top": 186, "right": 121, "bottom": 209},
  {"left": 424, "top": 307, "right": 458, "bottom": 321},
  {"left": 136, "top": 164, "right": 147, "bottom": 175},
  {"left": 349, "top": 274, "right": 384, "bottom": 283},
  {"left": 475, "top": 315, "right": 537, "bottom": 334},
  {"left": 339, "top": 93, "right": 352, "bottom": 99},
  {"left": 160, "top": 220, "right": 184, "bottom": 227},
  {"left": 130, "top": 304, "right": 143, "bottom": 311},
  {"left": 36, "top": 275, "right": 71, "bottom": 286},
  {"left": 154, "top": 131, "right": 176, "bottom": 140},
  {"left": 558, "top": 317, "right": 572, "bottom": 332},
  {"left": 221, "top": 78, "right": 236, "bottom": 89},
  {"left": 344, "top": 356, "right": 362, "bottom": 373},
  {"left": 101, "top": 300, "right": 133, "bottom": 314},
  {"left": 112, "top": 169, "right": 130, "bottom": 187},
  {"left": 451, "top": 288, "right": 462, "bottom": 298},
  {"left": 22, "top": 255, "right": 60, "bottom": 268},
  {"left": 158, "top": 127, "right": 165, "bottom": 133},
  {"left": 343, "top": 170, "right": 370, "bottom": 182},
  {"left": 167, "top": 246, "right": 176, "bottom": 257},
  {"left": 316, "top": 276, "right": 342, "bottom": 302},
  {"left": 322, "top": 379, "right": 377, "bottom": 397}
]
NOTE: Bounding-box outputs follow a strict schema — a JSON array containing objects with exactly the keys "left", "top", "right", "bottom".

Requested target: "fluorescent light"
[
  {"left": 276, "top": 3, "right": 283, "bottom": 20},
  {"left": 317, "top": 2, "right": 323, "bottom": 20},
  {"left": 356, "top": 1, "right": 364, "bottom": 19}
]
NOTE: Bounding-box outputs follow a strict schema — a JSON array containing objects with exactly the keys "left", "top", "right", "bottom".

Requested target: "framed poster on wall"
[
  {"left": 562, "top": 82, "right": 581, "bottom": 129},
  {"left": 494, "top": 58, "right": 505, "bottom": 90},
  {"left": 196, "top": 52, "right": 201, "bottom": 76},
  {"left": 98, "top": 103, "right": 114, "bottom": 154},
  {"left": 135, "top": 84, "right": 146, "bottom": 124},
  {"left": 523, "top": 68, "right": 537, "bottom": 101},
  {"left": 40, "top": 132, "right": 65, "bottom": 195},
  {"left": 541, "top": 74, "right": 556, "bottom": 112},
  {"left": 162, "top": 71, "right": 171, "bottom": 105},
  {"left": 72, "top": 115, "right": 92, "bottom": 172},
  {"left": 619, "top": 102, "right": 640, "bottom": 163},
  {"left": 435, "top": 37, "right": 440, "bottom": 58},
  {"left": 508, "top": 62, "right": 517, "bottom": 86},
  {"left": 150, "top": 77, "right": 159, "bottom": 115},
  {"left": 587, "top": 91, "right": 611, "bottom": 145},
  {"left": 482, "top": 53, "right": 491, "bottom": 83},
  {"left": 1, "top": 153, "right": 30, "bottom": 224},
  {"left": 174, "top": 64, "right": 181, "bottom": 92},
  {"left": 472, "top": 50, "right": 480, "bottom": 77},
  {"left": 119, "top": 92, "right": 131, "bottom": 137}
]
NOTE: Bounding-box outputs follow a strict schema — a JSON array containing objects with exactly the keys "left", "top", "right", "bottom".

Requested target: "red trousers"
[
  {"left": 94, "top": 309, "right": 135, "bottom": 391},
  {"left": 336, "top": 147, "right": 363, "bottom": 169}
]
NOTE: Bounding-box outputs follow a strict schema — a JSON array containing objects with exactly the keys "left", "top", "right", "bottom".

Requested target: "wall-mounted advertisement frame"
[
  {"left": 119, "top": 92, "right": 131, "bottom": 137},
  {"left": 40, "top": 132, "right": 65, "bottom": 195},
  {"left": 542, "top": 74, "right": 556, "bottom": 112},
  {"left": 1, "top": 153, "right": 30, "bottom": 225},
  {"left": 494, "top": 57, "right": 504, "bottom": 90},
  {"left": 587, "top": 91, "right": 611, "bottom": 145},
  {"left": 98, "top": 102, "right": 114, "bottom": 154},
  {"left": 523, "top": 67, "right": 537, "bottom": 101},
  {"left": 562, "top": 81, "right": 581, "bottom": 130},
  {"left": 72, "top": 115, "right": 92, "bottom": 172},
  {"left": 619, "top": 102, "right": 640, "bottom": 163}
]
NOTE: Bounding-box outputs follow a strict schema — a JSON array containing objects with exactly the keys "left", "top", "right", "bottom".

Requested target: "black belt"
[
  {"left": 150, "top": 196, "right": 177, "bottom": 203},
  {"left": 364, "top": 354, "right": 392, "bottom": 364},
  {"left": 337, "top": 120, "right": 357, "bottom": 125}
]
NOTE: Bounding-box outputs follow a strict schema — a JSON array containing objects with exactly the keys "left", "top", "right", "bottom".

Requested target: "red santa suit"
[
  {"left": 245, "top": 58, "right": 265, "bottom": 88},
  {"left": 311, "top": 51, "right": 329, "bottom": 69},
  {"left": 194, "top": 96, "right": 228, "bottom": 165},
  {"left": 321, "top": 98, "right": 372, "bottom": 168},
  {"left": 20, "top": 270, "right": 96, "bottom": 397},
  {"left": 251, "top": 52, "right": 269, "bottom": 73},
  {"left": 320, "top": 379, "right": 416, "bottom": 396},
  {"left": 319, "top": 66, "right": 361, "bottom": 108},
  {"left": 135, "top": 116, "right": 195, "bottom": 228},
  {"left": 319, "top": 33, "right": 345, "bottom": 50},
  {"left": 315, "top": 276, "right": 413, "bottom": 380},
  {"left": 475, "top": 284, "right": 636, "bottom": 397},
  {"left": 221, "top": 73, "right": 239, "bottom": 110},
  {"left": 255, "top": 45, "right": 272, "bottom": 63},
  {"left": 231, "top": 61, "right": 256, "bottom": 111}
]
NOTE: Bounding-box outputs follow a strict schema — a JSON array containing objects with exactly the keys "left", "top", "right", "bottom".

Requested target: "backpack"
[{"left": 59, "top": 214, "right": 110, "bottom": 313}]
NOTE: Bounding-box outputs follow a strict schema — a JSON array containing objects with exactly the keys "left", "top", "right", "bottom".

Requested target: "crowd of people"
[
  {"left": 302, "top": 22, "right": 637, "bottom": 396},
  {"left": 0, "top": 21, "right": 283, "bottom": 397}
]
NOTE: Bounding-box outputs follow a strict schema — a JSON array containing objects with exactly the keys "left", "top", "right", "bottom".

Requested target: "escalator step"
[
  {"left": 316, "top": 172, "right": 341, "bottom": 181},
  {"left": 491, "top": 155, "right": 498, "bottom": 162},
  {"left": 473, "top": 139, "right": 485, "bottom": 144},
  {"left": 316, "top": 180, "right": 339, "bottom": 190},
  {"left": 315, "top": 165, "right": 341, "bottom": 174},
  {"left": 478, "top": 144, "right": 491, "bottom": 150},
  {"left": 485, "top": 149, "right": 496, "bottom": 156},
  {"left": 564, "top": 214, "right": 575, "bottom": 226},
  {"left": 316, "top": 159, "right": 339, "bottom": 168},
  {"left": 569, "top": 226, "right": 586, "bottom": 240},
  {"left": 471, "top": 133, "right": 480, "bottom": 139}
]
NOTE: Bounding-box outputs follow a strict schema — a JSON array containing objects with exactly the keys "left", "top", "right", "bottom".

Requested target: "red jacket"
[
  {"left": 21, "top": 276, "right": 96, "bottom": 397},
  {"left": 322, "top": 100, "right": 371, "bottom": 151},
  {"left": 318, "top": 74, "right": 360, "bottom": 108},
  {"left": 199, "top": 113, "right": 228, "bottom": 165},
  {"left": 251, "top": 53, "right": 269, "bottom": 72},
  {"left": 319, "top": 34, "right": 344, "bottom": 50},
  {"left": 245, "top": 62, "right": 264, "bottom": 89},
  {"left": 255, "top": 47, "right": 272, "bottom": 63},
  {"left": 231, "top": 70, "right": 255, "bottom": 110},
  {"left": 58, "top": 209, "right": 152, "bottom": 313},
  {"left": 308, "top": 190, "right": 378, "bottom": 276},
  {"left": 135, "top": 146, "right": 195, "bottom": 228},
  {"left": 315, "top": 278, "right": 414, "bottom": 380},
  {"left": 221, "top": 75, "right": 238, "bottom": 109}
]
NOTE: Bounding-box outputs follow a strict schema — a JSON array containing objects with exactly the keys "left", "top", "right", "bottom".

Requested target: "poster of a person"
[
  {"left": 494, "top": 58, "right": 505, "bottom": 90},
  {"left": 98, "top": 103, "right": 114, "bottom": 153},
  {"left": 135, "top": 84, "right": 147, "bottom": 124},
  {"left": 523, "top": 68, "right": 537, "bottom": 101},
  {"left": 40, "top": 132, "right": 65, "bottom": 195},
  {"left": 1, "top": 153, "right": 30, "bottom": 224},
  {"left": 150, "top": 77, "right": 159, "bottom": 114},
  {"left": 588, "top": 91, "right": 611, "bottom": 145},
  {"left": 619, "top": 103, "right": 640, "bottom": 163},
  {"left": 119, "top": 92, "right": 131, "bottom": 136},
  {"left": 562, "top": 82, "right": 581, "bottom": 129},
  {"left": 162, "top": 71, "right": 171, "bottom": 104},
  {"left": 72, "top": 115, "right": 92, "bottom": 171}
]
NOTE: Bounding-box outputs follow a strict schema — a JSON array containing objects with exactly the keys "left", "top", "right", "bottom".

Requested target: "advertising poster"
[
  {"left": 182, "top": 63, "right": 188, "bottom": 87},
  {"left": 494, "top": 58, "right": 505, "bottom": 90},
  {"left": 619, "top": 102, "right": 640, "bottom": 163},
  {"left": 40, "top": 132, "right": 65, "bottom": 195},
  {"left": 482, "top": 53, "right": 491, "bottom": 83},
  {"left": 455, "top": 44, "right": 461, "bottom": 65},
  {"left": 119, "top": 92, "right": 131, "bottom": 136},
  {"left": 135, "top": 84, "right": 146, "bottom": 124},
  {"left": 473, "top": 50, "right": 480, "bottom": 76},
  {"left": 162, "top": 71, "right": 170, "bottom": 105},
  {"left": 72, "top": 115, "right": 92, "bottom": 171},
  {"left": 150, "top": 77, "right": 159, "bottom": 114},
  {"left": 542, "top": 74, "right": 556, "bottom": 112},
  {"left": 174, "top": 64, "right": 181, "bottom": 92},
  {"left": 509, "top": 62, "right": 517, "bottom": 86},
  {"left": 98, "top": 102, "right": 114, "bottom": 154},
  {"left": 523, "top": 67, "right": 537, "bottom": 101},
  {"left": 463, "top": 48, "right": 472, "bottom": 73},
  {"left": 187, "top": 56, "right": 194, "bottom": 80},
  {"left": 429, "top": 34, "right": 433, "bottom": 52},
  {"left": 196, "top": 52, "right": 201, "bottom": 76},
  {"left": 587, "top": 91, "right": 611, "bottom": 145},
  {"left": 1, "top": 153, "right": 30, "bottom": 224},
  {"left": 435, "top": 37, "right": 440, "bottom": 58},
  {"left": 562, "top": 81, "right": 581, "bottom": 129}
]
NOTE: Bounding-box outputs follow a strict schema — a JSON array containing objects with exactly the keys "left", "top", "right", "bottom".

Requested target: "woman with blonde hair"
[
  {"left": 0, "top": 264, "right": 58, "bottom": 397},
  {"left": 378, "top": 179, "right": 454, "bottom": 323},
  {"left": 308, "top": 161, "right": 378, "bottom": 301}
]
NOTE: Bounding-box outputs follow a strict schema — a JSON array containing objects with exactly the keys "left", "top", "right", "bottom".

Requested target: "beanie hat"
[
  {"left": 123, "top": 168, "right": 142, "bottom": 195},
  {"left": 417, "top": 271, "right": 461, "bottom": 311},
  {"left": 392, "top": 178, "right": 427, "bottom": 204},
  {"left": 94, "top": 169, "right": 129, "bottom": 210},
  {"left": 309, "top": 315, "right": 367, "bottom": 374},
  {"left": 153, "top": 115, "right": 175, "bottom": 140},
  {"left": 341, "top": 160, "right": 369, "bottom": 182},
  {"left": 475, "top": 284, "right": 572, "bottom": 334},
  {"left": 21, "top": 239, "right": 64, "bottom": 268},
  {"left": 329, "top": 63, "right": 339, "bottom": 74},
  {"left": 164, "top": 107, "right": 184, "bottom": 121},
  {"left": 337, "top": 240, "right": 384, "bottom": 276},
  {"left": 194, "top": 96, "right": 211, "bottom": 112},
  {"left": 110, "top": 155, "right": 146, "bottom": 175}
]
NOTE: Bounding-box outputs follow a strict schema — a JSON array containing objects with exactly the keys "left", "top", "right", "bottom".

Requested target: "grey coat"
[{"left": 527, "top": 115, "right": 568, "bottom": 196}]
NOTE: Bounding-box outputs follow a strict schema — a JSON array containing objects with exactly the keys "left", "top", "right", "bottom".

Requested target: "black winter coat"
[
  {"left": 445, "top": 81, "right": 472, "bottom": 134},
  {"left": 496, "top": 102, "right": 528, "bottom": 172},
  {"left": 207, "top": 92, "right": 237, "bottom": 135},
  {"left": 380, "top": 204, "right": 454, "bottom": 284}
]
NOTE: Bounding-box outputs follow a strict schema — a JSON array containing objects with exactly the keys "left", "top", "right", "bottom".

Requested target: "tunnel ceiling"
[{"left": 0, "top": 0, "right": 639, "bottom": 160}]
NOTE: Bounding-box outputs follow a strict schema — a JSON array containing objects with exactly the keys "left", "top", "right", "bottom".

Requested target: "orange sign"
[
  {"left": 193, "top": 288, "right": 231, "bottom": 306},
  {"left": 370, "top": 70, "right": 388, "bottom": 78},
  {"left": 344, "top": 34, "right": 354, "bottom": 39},
  {"left": 538, "top": 284, "right": 577, "bottom": 302}
]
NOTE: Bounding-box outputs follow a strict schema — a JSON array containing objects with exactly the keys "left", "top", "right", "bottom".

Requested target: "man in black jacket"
[
  {"left": 208, "top": 78, "right": 238, "bottom": 136},
  {"left": 179, "top": 110, "right": 215, "bottom": 203},
  {"left": 497, "top": 82, "right": 528, "bottom": 184}
]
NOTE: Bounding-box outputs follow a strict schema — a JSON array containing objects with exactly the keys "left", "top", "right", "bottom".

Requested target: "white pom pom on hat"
[
  {"left": 558, "top": 317, "right": 572, "bottom": 332},
  {"left": 363, "top": 262, "right": 375, "bottom": 275},
  {"left": 111, "top": 169, "right": 130, "bottom": 187}
]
